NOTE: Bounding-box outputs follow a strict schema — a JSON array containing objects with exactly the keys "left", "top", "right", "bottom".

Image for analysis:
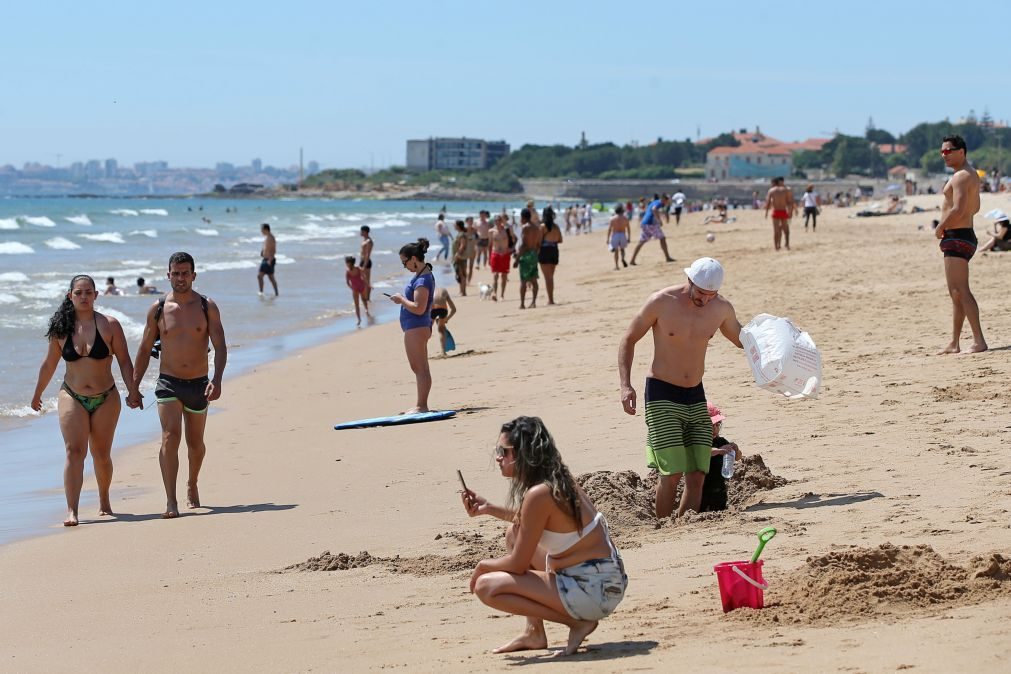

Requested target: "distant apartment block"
[{"left": 406, "top": 137, "right": 510, "bottom": 171}]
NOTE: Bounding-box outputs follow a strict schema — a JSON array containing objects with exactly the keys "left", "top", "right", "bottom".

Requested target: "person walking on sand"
[
  {"left": 538, "top": 206, "right": 563, "bottom": 305},
  {"left": 452, "top": 220, "right": 469, "bottom": 296},
  {"left": 344, "top": 256, "right": 370, "bottom": 326},
  {"left": 258, "top": 223, "right": 279, "bottom": 296},
  {"left": 935, "top": 135, "right": 987, "bottom": 354},
  {"left": 515, "top": 208, "right": 542, "bottom": 309},
  {"left": 359, "top": 225, "right": 374, "bottom": 303},
  {"left": 629, "top": 194, "right": 674, "bottom": 265},
  {"left": 133, "top": 252, "right": 227, "bottom": 519},
  {"left": 435, "top": 214, "right": 452, "bottom": 261},
  {"left": 618, "top": 257, "right": 744, "bottom": 519},
  {"left": 671, "top": 190, "right": 686, "bottom": 224},
  {"left": 489, "top": 215, "right": 512, "bottom": 301},
  {"left": 606, "top": 204, "right": 631, "bottom": 269},
  {"left": 463, "top": 416, "right": 627, "bottom": 657},
  {"left": 802, "top": 184, "right": 820, "bottom": 231},
  {"left": 430, "top": 287, "right": 457, "bottom": 356},
  {"left": 465, "top": 216, "right": 479, "bottom": 282},
  {"left": 31, "top": 275, "right": 142, "bottom": 526},
  {"left": 389, "top": 238, "right": 435, "bottom": 413},
  {"left": 764, "top": 177, "right": 793, "bottom": 251},
  {"left": 476, "top": 210, "right": 492, "bottom": 270}
]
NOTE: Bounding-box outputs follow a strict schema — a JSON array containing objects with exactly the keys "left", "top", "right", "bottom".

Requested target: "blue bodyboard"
[
  {"left": 444, "top": 328, "right": 457, "bottom": 352},
  {"left": 333, "top": 409, "right": 457, "bottom": 430}
]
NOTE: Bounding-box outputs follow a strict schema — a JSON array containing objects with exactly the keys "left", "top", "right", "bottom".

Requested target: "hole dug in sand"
[
  {"left": 286, "top": 456, "right": 788, "bottom": 575},
  {"left": 736, "top": 544, "right": 1011, "bottom": 625}
]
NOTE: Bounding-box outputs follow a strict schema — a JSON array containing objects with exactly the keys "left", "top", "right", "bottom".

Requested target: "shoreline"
[{"left": 2, "top": 196, "right": 1010, "bottom": 671}]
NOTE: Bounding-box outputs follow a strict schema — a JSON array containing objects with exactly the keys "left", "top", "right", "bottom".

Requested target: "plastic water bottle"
[{"left": 721, "top": 450, "right": 736, "bottom": 479}]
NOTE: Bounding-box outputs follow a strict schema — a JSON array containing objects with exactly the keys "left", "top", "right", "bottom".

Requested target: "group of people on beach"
[
  {"left": 32, "top": 252, "right": 227, "bottom": 525},
  {"left": 28, "top": 133, "right": 992, "bottom": 657}
]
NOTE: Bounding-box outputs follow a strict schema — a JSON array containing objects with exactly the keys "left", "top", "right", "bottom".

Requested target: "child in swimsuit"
[
  {"left": 344, "top": 256, "right": 370, "bottom": 326},
  {"left": 700, "top": 401, "right": 744, "bottom": 512},
  {"left": 429, "top": 287, "right": 457, "bottom": 355}
]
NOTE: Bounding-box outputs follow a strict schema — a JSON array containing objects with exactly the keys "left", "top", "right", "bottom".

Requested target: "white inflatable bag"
[{"left": 741, "top": 314, "right": 821, "bottom": 399}]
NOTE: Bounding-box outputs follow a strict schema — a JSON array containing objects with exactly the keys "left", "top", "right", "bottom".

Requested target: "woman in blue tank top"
[{"left": 390, "top": 238, "right": 436, "bottom": 413}]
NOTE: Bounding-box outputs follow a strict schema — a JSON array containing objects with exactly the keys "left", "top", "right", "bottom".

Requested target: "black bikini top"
[{"left": 62, "top": 321, "right": 111, "bottom": 361}]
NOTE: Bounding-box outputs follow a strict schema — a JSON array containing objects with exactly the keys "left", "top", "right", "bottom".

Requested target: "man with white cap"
[{"left": 618, "top": 257, "right": 743, "bottom": 519}]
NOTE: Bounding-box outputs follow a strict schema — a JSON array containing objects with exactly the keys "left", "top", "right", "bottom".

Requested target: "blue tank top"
[
  {"left": 399, "top": 270, "right": 435, "bottom": 331},
  {"left": 641, "top": 199, "right": 663, "bottom": 226}
]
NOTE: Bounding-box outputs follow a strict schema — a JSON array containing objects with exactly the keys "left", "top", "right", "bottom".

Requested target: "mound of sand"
[
  {"left": 285, "top": 531, "right": 504, "bottom": 576},
  {"left": 285, "top": 551, "right": 379, "bottom": 572},
  {"left": 738, "top": 544, "right": 1011, "bottom": 625}
]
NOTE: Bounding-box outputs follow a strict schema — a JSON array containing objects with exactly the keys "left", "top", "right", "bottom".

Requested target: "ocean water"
[{"left": 0, "top": 196, "right": 515, "bottom": 543}]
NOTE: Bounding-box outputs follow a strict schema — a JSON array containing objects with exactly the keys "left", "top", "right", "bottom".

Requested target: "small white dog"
[{"left": 479, "top": 283, "right": 493, "bottom": 300}]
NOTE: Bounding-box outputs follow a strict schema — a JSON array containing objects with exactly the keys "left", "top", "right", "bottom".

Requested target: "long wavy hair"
[
  {"left": 45, "top": 275, "right": 95, "bottom": 340},
  {"left": 542, "top": 207, "right": 556, "bottom": 232},
  {"left": 501, "top": 416, "right": 581, "bottom": 528}
]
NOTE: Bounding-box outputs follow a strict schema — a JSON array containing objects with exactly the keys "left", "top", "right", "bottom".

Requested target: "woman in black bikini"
[
  {"left": 538, "top": 206, "right": 563, "bottom": 305},
  {"left": 31, "top": 275, "right": 142, "bottom": 526}
]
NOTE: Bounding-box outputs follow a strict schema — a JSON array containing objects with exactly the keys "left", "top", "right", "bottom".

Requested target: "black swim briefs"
[
  {"left": 156, "top": 374, "right": 210, "bottom": 413},
  {"left": 259, "top": 258, "right": 276, "bottom": 274}
]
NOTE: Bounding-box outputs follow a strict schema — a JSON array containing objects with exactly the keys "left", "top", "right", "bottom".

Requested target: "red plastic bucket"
[{"left": 713, "top": 560, "right": 767, "bottom": 612}]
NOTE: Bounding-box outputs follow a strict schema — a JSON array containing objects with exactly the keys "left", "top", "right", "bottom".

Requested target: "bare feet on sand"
[
  {"left": 963, "top": 341, "right": 988, "bottom": 354},
  {"left": 162, "top": 502, "right": 179, "bottom": 519},
  {"left": 558, "top": 620, "right": 598, "bottom": 656},
  {"left": 186, "top": 483, "right": 201, "bottom": 509},
  {"left": 98, "top": 500, "right": 114, "bottom": 516},
  {"left": 936, "top": 342, "right": 960, "bottom": 355},
  {"left": 401, "top": 406, "right": 430, "bottom": 415},
  {"left": 492, "top": 628, "right": 548, "bottom": 654},
  {"left": 63, "top": 510, "right": 79, "bottom": 527}
]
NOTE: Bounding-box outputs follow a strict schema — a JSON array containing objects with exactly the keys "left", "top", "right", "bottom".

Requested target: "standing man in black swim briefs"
[
  {"left": 360, "top": 225, "right": 374, "bottom": 303},
  {"left": 258, "top": 223, "right": 278, "bottom": 296},
  {"left": 935, "top": 135, "right": 987, "bottom": 354},
  {"left": 134, "top": 252, "right": 227, "bottom": 519},
  {"left": 618, "top": 257, "right": 743, "bottom": 519}
]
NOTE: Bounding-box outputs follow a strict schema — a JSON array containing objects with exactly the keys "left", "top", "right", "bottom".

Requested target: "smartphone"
[
  {"left": 456, "top": 469, "right": 468, "bottom": 492},
  {"left": 382, "top": 292, "right": 392, "bottom": 298}
]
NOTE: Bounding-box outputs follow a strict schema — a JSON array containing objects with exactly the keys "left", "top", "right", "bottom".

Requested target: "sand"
[{"left": 2, "top": 194, "right": 1010, "bottom": 672}]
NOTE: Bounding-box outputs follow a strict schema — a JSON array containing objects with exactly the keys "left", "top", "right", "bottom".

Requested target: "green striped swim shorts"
[{"left": 644, "top": 378, "right": 712, "bottom": 475}]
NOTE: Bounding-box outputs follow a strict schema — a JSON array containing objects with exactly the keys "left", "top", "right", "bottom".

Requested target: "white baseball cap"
[{"left": 684, "top": 257, "right": 724, "bottom": 291}]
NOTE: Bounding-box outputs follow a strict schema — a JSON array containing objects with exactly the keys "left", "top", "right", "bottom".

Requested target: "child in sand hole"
[{"left": 700, "top": 401, "right": 744, "bottom": 512}]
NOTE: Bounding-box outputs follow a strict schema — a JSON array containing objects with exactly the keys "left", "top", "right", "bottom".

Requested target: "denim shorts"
[{"left": 554, "top": 556, "right": 627, "bottom": 621}]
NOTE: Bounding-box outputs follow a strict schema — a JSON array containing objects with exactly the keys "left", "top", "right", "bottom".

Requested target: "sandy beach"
[{"left": 2, "top": 194, "right": 1010, "bottom": 672}]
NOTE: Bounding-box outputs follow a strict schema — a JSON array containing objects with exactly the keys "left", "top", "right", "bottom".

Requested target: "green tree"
[{"left": 866, "top": 128, "right": 896, "bottom": 145}]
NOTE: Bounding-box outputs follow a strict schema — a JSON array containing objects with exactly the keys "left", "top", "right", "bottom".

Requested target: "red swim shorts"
[
  {"left": 490, "top": 251, "right": 511, "bottom": 274},
  {"left": 772, "top": 209, "right": 790, "bottom": 220}
]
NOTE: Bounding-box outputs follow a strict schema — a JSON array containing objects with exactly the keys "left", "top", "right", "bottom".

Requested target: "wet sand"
[{"left": 2, "top": 193, "right": 1010, "bottom": 671}]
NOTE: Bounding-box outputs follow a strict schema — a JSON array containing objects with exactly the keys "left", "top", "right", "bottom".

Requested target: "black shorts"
[
  {"left": 359, "top": 258, "right": 372, "bottom": 269},
  {"left": 156, "top": 374, "right": 210, "bottom": 413},
  {"left": 430, "top": 308, "right": 449, "bottom": 320},
  {"left": 538, "top": 245, "right": 559, "bottom": 265},
  {"left": 259, "top": 258, "right": 276, "bottom": 274},
  {"left": 674, "top": 207, "right": 683, "bottom": 215},
  {"left": 940, "top": 228, "right": 977, "bottom": 261}
]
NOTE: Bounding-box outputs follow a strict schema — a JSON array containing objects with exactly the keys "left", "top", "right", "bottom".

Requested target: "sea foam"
[
  {"left": 22, "top": 216, "right": 56, "bottom": 227},
  {"left": 65, "top": 214, "right": 92, "bottom": 225},
  {"left": 79, "top": 232, "right": 125, "bottom": 244},
  {"left": 0, "top": 242, "right": 34, "bottom": 254},
  {"left": 110, "top": 209, "right": 139, "bottom": 216},
  {"left": 0, "top": 272, "right": 30, "bottom": 283},
  {"left": 129, "top": 229, "right": 158, "bottom": 238},
  {"left": 195, "top": 228, "right": 219, "bottom": 236},
  {"left": 44, "top": 237, "right": 82, "bottom": 250},
  {"left": 139, "top": 208, "right": 168, "bottom": 216},
  {"left": 0, "top": 218, "right": 19, "bottom": 230}
]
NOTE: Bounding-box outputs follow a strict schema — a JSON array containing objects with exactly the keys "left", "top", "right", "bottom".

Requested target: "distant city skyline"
[{"left": 4, "top": 1, "right": 1010, "bottom": 170}]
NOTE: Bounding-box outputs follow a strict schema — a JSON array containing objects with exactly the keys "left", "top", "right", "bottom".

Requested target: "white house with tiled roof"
[{"left": 703, "top": 131, "right": 831, "bottom": 180}]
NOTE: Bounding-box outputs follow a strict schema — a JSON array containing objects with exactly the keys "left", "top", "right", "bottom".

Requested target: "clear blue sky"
[{"left": 3, "top": 0, "right": 1008, "bottom": 170}]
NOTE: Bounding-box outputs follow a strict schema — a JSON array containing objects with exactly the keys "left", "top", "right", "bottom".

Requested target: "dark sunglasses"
[{"left": 940, "top": 148, "right": 962, "bottom": 156}]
